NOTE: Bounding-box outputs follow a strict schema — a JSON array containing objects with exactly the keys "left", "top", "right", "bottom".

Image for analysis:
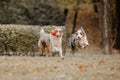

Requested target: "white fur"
[
  {"left": 77, "top": 27, "right": 89, "bottom": 48},
  {"left": 76, "top": 29, "right": 83, "bottom": 40},
  {"left": 38, "top": 29, "right": 50, "bottom": 47},
  {"left": 71, "top": 27, "right": 89, "bottom": 49},
  {"left": 50, "top": 28, "right": 63, "bottom": 58},
  {"left": 38, "top": 28, "right": 64, "bottom": 59}
]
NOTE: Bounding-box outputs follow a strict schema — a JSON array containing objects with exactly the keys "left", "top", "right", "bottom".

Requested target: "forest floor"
[{"left": 0, "top": 52, "right": 120, "bottom": 80}]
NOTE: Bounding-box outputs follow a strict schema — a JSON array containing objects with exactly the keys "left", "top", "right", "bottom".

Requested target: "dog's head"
[
  {"left": 75, "top": 27, "right": 89, "bottom": 48},
  {"left": 50, "top": 27, "right": 63, "bottom": 38}
]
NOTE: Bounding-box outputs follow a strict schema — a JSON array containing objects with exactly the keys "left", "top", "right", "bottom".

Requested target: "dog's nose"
[
  {"left": 83, "top": 44, "right": 89, "bottom": 49},
  {"left": 56, "top": 35, "right": 59, "bottom": 37},
  {"left": 83, "top": 46, "right": 86, "bottom": 49},
  {"left": 77, "top": 37, "right": 81, "bottom": 40},
  {"left": 78, "top": 36, "right": 80, "bottom": 38}
]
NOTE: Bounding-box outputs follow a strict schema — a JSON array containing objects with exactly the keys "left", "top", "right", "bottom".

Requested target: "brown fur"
[{"left": 39, "top": 41, "right": 50, "bottom": 56}]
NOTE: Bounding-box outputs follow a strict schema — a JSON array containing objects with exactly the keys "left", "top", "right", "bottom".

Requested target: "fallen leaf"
[
  {"left": 107, "top": 57, "right": 112, "bottom": 60},
  {"left": 110, "top": 73, "right": 116, "bottom": 77},
  {"left": 57, "top": 60, "right": 61, "bottom": 62},
  {"left": 110, "top": 67, "right": 115, "bottom": 70},
  {"left": 53, "top": 66, "right": 58, "bottom": 69},
  {"left": 86, "top": 64, "right": 93, "bottom": 68},
  {"left": 78, "top": 66, "right": 86, "bottom": 71},
  {"left": 98, "top": 60, "right": 105, "bottom": 65},
  {"left": 71, "top": 63, "right": 74, "bottom": 66}
]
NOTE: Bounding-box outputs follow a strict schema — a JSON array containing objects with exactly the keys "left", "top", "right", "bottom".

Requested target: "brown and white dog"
[
  {"left": 70, "top": 27, "right": 89, "bottom": 54},
  {"left": 38, "top": 27, "right": 64, "bottom": 59},
  {"left": 38, "top": 29, "right": 50, "bottom": 56}
]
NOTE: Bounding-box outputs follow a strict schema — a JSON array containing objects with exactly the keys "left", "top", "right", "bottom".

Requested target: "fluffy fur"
[
  {"left": 38, "top": 29, "right": 50, "bottom": 56},
  {"left": 38, "top": 28, "right": 64, "bottom": 59},
  {"left": 50, "top": 28, "right": 64, "bottom": 59},
  {"left": 70, "top": 27, "right": 89, "bottom": 54}
]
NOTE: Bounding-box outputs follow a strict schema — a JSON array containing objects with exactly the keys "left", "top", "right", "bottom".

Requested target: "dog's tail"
[
  {"left": 40, "top": 29, "right": 45, "bottom": 36},
  {"left": 38, "top": 29, "right": 45, "bottom": 47}
]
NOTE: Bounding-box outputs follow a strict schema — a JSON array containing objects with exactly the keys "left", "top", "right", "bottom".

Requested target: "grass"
[{"left": 0, "top": 53, "right": 120, "bottom": 80}]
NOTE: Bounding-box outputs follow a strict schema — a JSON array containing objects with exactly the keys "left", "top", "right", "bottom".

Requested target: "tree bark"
[
  {"left": 114, "top": 0, "right": 120, "bottom": 50},
  {"left": 99, "top": 0, "right": 113, "bottom": 54},
  {"left": 92, "top": 0, "right": 99, "bottom": 13},
  {"left": 63, "top": 9, "right": 78, "bottom": 54},
  {"left": 65, "top": 9, "right": 76, "bottom": 38},
  {"left": 72, "top": 8, "right": 78, "bottom": 33}
]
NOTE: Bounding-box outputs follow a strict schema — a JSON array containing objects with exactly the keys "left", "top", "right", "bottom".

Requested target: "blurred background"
[{"left": 0, "top": 0, "right": 119, "bottom": 55}]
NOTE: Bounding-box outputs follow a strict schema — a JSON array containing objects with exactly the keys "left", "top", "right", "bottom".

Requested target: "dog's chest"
[{"left": 51, "top": 36, "right": 62, "bottom": 47}]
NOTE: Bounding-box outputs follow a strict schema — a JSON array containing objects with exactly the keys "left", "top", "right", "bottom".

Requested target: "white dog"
[
  {"left": 70, "top": 27, "right": 89, "bottom": 54},
  {"left": 50, "top": 28, "right": 64, "bottom": 59},
  {"left": 38, "top": 27, "right": 64, "bottom": 59}
]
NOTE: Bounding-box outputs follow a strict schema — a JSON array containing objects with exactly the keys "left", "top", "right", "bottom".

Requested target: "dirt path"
[{"left": 0, "top": 53, "right": 120, "bottom": 80}]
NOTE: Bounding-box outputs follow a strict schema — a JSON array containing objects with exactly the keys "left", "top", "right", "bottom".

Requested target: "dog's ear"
[
  {"left": 80, "top": 27, "right": 86, "bottom": 35},
  {"left": 40, "top": 28, "right": 45, "bottom": 35}
]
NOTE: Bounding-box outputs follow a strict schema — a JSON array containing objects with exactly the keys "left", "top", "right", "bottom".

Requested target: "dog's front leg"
[{"left": 59, "top": 48, "right": 64, "bottom": 59}]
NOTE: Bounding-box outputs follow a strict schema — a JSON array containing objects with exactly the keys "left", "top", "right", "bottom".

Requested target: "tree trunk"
[
  {"left": 114, "top": 0, "right": 120, "bottom": 50},
  {"left": 72, "top": 8, "right": 78, "bottom": 33},
  {"left": 65, "top": 9, "right": 76, "bottom": 38},
  {"left": 99, "top": 0, "right": 113, "bottom": 54},
  {"left": 92, "top": 0, "right": 99, "bottom": 13},
  {"left": 64, "top": 9, "right": 78, "bottom": 54}
]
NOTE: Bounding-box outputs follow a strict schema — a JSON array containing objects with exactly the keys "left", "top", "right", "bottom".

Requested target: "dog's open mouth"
[
  {"left": 76, "top": 39, "right": 87, "bottom": 49},
  {"left": 76, "top": 38, "right": 81, "bottom": 41},
  {"left": 56, "top": 35, "right": 61, "bottom": 38},
  {"left": 78, "top": 42, "right": 88, "bottom": 49}
]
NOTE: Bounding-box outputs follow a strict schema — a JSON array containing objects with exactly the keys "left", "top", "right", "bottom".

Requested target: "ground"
[{"left": 0, "top": 53, "right": 120, "bottom": 80}]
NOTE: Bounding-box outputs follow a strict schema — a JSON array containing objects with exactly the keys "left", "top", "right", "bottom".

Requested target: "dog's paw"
[{"left": 61, "top": 57, "right": 64, "bottom": 60}]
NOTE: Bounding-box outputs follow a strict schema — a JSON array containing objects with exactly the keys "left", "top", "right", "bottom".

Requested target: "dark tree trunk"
[
  {"left": 65, "top": 9, "right": 76, "bottom": 38},
  {"left": 65, "top": 8, "right": 78, "bottom": 37},
  {"left": 72, "top": 8, "right": 78, "bottom": 33},
  {"left": 64, "top": 8, "right": 78, "bottom": 54},
  {"left": 92, "top": 0, "right": 99, "bottom": 13},
  {"left": 114, "top": 0, "right": 120, "bottom": 50},
  {"left": 64, "top": 8, "right": 68, "bottom": 18},
  {"left": 99, "top": 0, "right": 113, "bottom": 54},
  {"left": 64, "top": 9, "right": 76, "bottom": 54}
]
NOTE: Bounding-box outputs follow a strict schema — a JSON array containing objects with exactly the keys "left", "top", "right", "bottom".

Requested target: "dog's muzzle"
[
  {"left": 56, "top": 35, "right": 61, "bottom": 38},
  {"left": 75, "top": 39, "right": 89, "bottom": 49}
]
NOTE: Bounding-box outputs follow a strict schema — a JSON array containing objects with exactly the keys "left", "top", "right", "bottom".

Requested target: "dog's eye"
[
  {"left": 80, "top": 33, "right": 83, "bottom": 35},
  {"left": 76, "top": 33, "right": 78, "bottom": 35},
  {"left": 55, "top": 30, "right": 58, "bottom": 32},
  {"left": 59, "top": 31, "right": 62, "bottom": 33}
]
